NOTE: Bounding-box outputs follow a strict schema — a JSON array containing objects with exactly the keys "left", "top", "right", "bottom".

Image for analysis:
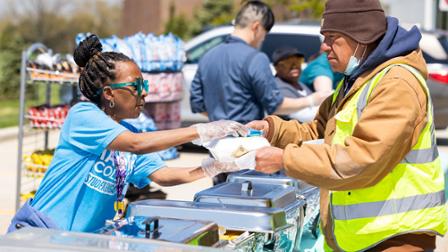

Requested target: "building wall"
[
  {"left": 160, "top": 0, "right": 203, "bottom": 23},
  {"left": 120, "top": 0, "right": 203, "bottom": 36},
  {"left": 120, "top": 0, "right": 161, "bottom": 36}
]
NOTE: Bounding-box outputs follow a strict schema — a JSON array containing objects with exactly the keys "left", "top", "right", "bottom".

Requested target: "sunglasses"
[{"left": 103, "top": 78, "right": 149, "bottom": 97}]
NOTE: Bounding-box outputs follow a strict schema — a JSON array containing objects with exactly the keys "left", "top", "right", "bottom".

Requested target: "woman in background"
[{"left": 272, "top": 47, "right": 330, "bottom": 122}]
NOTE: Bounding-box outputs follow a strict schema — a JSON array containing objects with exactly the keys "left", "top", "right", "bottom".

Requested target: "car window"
[
  {"left": 261, "top": 33, "right": 322, "bottom": 62},
  {"left": 186, "top": 35, "right": 227, "bottom": 64}
]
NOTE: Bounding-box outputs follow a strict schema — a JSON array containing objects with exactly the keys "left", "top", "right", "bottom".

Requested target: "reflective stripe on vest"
[
  {"left": 329, "top": 64, "right": 447, "bottom": 252},
  {"left": 332, "top": 190, "right": 445, "bottom": 220},
  {"left": 354, "top": 65, "right": 440, "bottom": 165}
]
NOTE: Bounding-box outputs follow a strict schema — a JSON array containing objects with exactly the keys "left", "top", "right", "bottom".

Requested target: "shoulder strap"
[
  {"left": 332, "top": 78, "right": 345, "bottom": 105},
  {"left": 358, "top": 63, "right": 429, "bottom": 119},
  {"left": 365, "top": 64, "right": 427, "bottom": 103}
]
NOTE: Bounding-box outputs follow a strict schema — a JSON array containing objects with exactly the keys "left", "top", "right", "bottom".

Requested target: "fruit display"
[
  {"left": 20, "top": 190, "right": 36, "bottom": 202},
  {"left": 27, "top": 52, "right": 79, "bottom": 82},
  {"left": 24, "top": 149, "right": 55, "bottom": 174},
  {"left": 27, "top": 104, "right": 69, "bottom": 129}
]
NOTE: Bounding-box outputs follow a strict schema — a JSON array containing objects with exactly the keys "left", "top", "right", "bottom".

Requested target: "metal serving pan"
[
  {"left": 98, "top": 216, "right": 219, "bottom": 246},
  {"left": 0, "top": 227, "right": 225, "bottom": 252},
  {"left": 127, "top": 199, "right": 291, "bottom": 234},
  {"left": 194, "top": 181, "right": 299, "bottom": 209},
  {"left": 227, "top": 170, "right": 316, "bottom": 194}
]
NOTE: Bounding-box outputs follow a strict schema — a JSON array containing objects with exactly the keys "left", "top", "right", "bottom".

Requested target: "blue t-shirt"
[{"left": 31, "top": 102, "right": 165, "bottom": 232}]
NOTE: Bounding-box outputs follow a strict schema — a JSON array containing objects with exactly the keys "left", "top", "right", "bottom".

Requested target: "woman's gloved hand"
[
  {"left": 201, "top": 151, "right": 256, "bottom": 177},
  {"left": 191, "top": 120, "right": 249, "bottom": 145},
  {"left": 201, "top": 157, "right": 240, "bottom": 177}
]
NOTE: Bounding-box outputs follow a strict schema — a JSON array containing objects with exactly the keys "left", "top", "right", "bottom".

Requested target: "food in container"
[{"left": 203, "top": 136, "right": 270, "bottom": 162}]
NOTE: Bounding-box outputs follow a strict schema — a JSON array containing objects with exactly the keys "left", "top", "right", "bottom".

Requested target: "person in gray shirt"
[{"left": 272, "top": 47, "right": 330, "bottom": 122}]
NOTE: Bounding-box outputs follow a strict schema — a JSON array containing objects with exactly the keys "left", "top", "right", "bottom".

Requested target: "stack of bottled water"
[{"left": 75, "top": 33, "right": 185, "bottom": 72}]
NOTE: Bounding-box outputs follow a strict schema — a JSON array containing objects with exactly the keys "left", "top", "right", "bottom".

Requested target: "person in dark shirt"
[
  {"left": 190, "top": 1, "right": 321, "bottom": 184},
  {"left": 272, "top": 47, "right": 330, "bottom": 122},
  {"left": 190, "top": 0, "right": 315, "bottom": 125}
]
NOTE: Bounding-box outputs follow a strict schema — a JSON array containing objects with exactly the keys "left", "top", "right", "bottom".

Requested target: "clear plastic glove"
[
  {"left": 201, "top": 151, "right": 256, "bottom": 177},
  {"left": 191, "top": 120, "right": 249, "bottom": 146},
  {"left": 201, "top": 157, "right": 240, "bottom": 177}
]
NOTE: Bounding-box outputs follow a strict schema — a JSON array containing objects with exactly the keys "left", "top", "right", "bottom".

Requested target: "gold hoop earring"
[{"left": 109, "top": 100, "right": 115, "bottom": 108}]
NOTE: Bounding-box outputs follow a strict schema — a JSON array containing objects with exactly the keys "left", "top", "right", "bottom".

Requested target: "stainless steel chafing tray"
[
  {"left": 97, "top": 216, "right": 219, "bottom": 247},
  {"left": 1, "top": 227, "right": 226, "bottom": 252},
  {"left": 193, "top": 181, "right": 300, "bottom": 209},
  {"left": 226, "top": 170, "right": 321, "bottom": 251},
  {"left": 227, "top": 170, "right": 317, "bottom": 195},
  {"left": 127, "top": 199, "right": 291, "bottom": 234},
  {"left": 194, "top": 181, "right": 305, "bottom": 252},
  {"left": 226, "top": 170, "right": 319, "bottom": 217}
]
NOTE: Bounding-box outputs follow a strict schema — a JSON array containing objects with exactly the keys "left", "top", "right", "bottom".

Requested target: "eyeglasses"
[
  {"left": 106, "top": 78, "right": 149, "bottom": 97},
  {"left": 276, "top": 56, "right": 304, "bottom": 70},
  {"left": 323, "top": 34, "right": 341, "bottom": 47}
]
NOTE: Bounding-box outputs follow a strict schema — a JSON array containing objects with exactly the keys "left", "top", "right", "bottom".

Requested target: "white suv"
[
  {"left": 181, "top": 25, "right": 448, "bottom": 129},
  {"left": 181, "top": 24, "right": 323, "bottom": 125},
  {"left": 420, "top": 30, "right": 448, "bottom": 129}
]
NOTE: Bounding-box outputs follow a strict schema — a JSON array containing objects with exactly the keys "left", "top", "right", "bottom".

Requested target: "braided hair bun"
[
  {"left": 74, "top": 34, "right": 133, "bottom": 106},
  {"left": 74, "top": 34, "right": 103, "bottom": 67}
]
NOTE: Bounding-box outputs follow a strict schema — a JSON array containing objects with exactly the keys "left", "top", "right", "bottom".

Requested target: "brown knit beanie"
[{"left": 320, "top": 0, "right": 387, "bottom": 44}]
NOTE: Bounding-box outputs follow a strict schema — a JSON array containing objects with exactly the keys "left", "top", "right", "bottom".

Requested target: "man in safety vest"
[{"left": 246, "top": 0, "right": 447, "bottom": 250}]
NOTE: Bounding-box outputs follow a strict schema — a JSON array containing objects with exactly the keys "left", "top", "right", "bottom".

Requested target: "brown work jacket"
[{"left": 265, "top": 49, "right": 436, "bottom": 250}]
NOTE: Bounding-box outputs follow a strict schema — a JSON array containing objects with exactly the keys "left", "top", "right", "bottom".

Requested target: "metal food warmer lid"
[
  {"left": 127, "top": 199, "right": 290, "bottom": 234},
  {"left": 0, "top": 227, "right": 225, "bottom": 252},
  {"left": 227, "top": 170, "right": 319, "bottom": 197},
  {"left": 98, "top": 216, "right": 219, "bottom": 247},
  {"left": 194, "top": 181, "right": 299, "bottom": 209}
]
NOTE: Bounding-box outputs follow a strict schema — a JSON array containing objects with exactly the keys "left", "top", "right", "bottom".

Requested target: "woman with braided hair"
[{"left": 8, "top": 35, "right": 248, "bottom": 233}]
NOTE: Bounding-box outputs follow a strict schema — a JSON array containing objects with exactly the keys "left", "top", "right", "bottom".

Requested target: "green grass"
[
  {"left": 0, "top": 99, "right": 20, "bottom": 128},
  {"left": 0, "top": 84, "right": 62, "bottom": 128}
]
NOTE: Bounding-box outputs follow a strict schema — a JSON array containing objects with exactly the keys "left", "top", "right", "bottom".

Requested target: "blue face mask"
[{"left": 344, "top": 43, "right": 365, "bottom": 76}]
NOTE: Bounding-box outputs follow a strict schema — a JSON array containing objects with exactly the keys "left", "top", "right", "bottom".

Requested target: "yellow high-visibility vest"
[{"left": 326, "top": 64, "right": 447, "bottom": 251}]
